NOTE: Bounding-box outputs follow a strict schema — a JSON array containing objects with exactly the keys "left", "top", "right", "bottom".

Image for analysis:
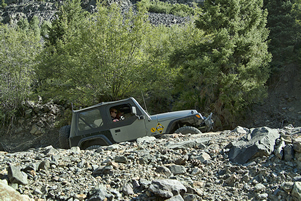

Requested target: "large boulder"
[
  {"left": 148, "top": 179, "right": 187, "bottom": 198},
  {"left": 228, "top": 127, "right": 280, "bottom": 164},
  {"left": 0, "top": 180, "right": 32, "bottom": 201}
]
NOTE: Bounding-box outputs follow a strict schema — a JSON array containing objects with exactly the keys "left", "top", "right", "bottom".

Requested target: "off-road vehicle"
[{"left": 59, "top": 97, "right": 213, "bottom": 149}]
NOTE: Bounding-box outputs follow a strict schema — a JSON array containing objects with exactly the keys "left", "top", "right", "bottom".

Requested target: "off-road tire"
[
  {"left": 86, "top": 145, "right": 101, "bottom": 150},
  {"left": 59, "top": 125, "right": 70, "bottom": 149},
  {"left": 175, "top": 126, "right": 202, "bottom": 134}
]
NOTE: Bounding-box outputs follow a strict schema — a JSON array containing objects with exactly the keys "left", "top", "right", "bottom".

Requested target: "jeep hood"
[{"left": 150, "top": 110, "right": 202, "bottom": 122}]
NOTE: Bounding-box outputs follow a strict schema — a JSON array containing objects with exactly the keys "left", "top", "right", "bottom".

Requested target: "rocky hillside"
[
  {"left": 1, "top": 1, "right": 301, "bottom": 200},
  {"left": 1, "top": 126, "right": 301, "bottom": 200},
  {"left": 0, "top": 0, "right": 190, "bottom": 26}
]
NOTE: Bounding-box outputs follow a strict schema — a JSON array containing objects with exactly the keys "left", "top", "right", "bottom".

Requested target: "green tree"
[
  {"left": 141, "top": 19, "right": 205, "bottom": 113},
  {"left": 291, "top": 0, "right": 301, "bottom": 62},
  {"left": 0, "top": 24, "right": 41, "bottom": 128},
  {"left": 29, "top": 16, "right": 41, "bottom": 38},
  {"left": 43, "top": 0, "right": 89, "bottom": 48},
  {"left": 36, "top": 1, "right": 205, "bottom": 110},
  {"left": 1, "top": 0, "right": 7, "bottom": 9},
  {"left": 171, "top": 0, "right": 271, "bottom": 129},
  {"left": 264, "top": 0, "right": 301, "bottom": 70},
  {"left": 36, "top": 2, "right": 153, "bottom": 106},
  {"left": 17, "top": 17, "right": 29, "bottom": 31}
]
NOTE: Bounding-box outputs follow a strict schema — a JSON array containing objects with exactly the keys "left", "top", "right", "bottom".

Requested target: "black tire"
[
  {"left": 59, "top": 125, "right": 70, "bottom": 149},
  {"left": 86, "top": 145, "right": 101, "bottom": 150},
  {"left": 174, "top": 126, "right": 202, "bottom": 134}
]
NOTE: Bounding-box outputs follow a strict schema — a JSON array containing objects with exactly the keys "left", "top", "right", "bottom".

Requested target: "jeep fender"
[{"left": 165, "top": 115, "right": 203, "bottom": 134}]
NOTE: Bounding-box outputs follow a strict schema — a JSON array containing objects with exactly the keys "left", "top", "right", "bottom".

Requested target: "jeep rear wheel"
[
  {"left": 59, "top": 125, "right": 70, "bottom": 149},
  {"left": 175, "top": 126, "right": 201, "bottom": 134}
]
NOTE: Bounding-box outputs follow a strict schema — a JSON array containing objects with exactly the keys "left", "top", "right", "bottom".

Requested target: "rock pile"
[
  {"left": 1, "top": 125, "right": 301, "bottom": 200},
  {"left": 0, "top": 0, "right": 189, "bottom": 26},
  {"left": 0, "top": 98, "right": 63, "bottom": 153}
]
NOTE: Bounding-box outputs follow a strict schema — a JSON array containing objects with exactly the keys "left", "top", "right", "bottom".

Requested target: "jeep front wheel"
[
  {"left": 175, "top": 126, "right": 201, "bottom": 134},
  {"left": 59, "top": 125, "right": 70, "bottom": 149}
]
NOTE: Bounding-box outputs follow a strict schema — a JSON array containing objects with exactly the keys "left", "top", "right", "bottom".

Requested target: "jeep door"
[{"left": 107, "top": 103, "right": 147, "bottom": 142}]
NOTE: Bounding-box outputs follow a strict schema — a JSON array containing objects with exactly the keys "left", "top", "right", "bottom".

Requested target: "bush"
[
  {"left": 0, "top": 24, "right": 41, "bottom": 128},
  {"left": 137, "top": 0, "right": 199, "bottom": 17}
]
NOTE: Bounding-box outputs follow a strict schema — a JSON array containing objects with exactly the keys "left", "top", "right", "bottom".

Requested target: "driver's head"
[{"left": 110, "top": 108, "right": 118, "bottom": 118}]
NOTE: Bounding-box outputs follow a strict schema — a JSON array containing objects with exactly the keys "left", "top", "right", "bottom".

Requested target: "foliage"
[
  {"left": 29, "top": 16, "right": 41, "bottom": 38},
  {"left": 35, "top": 0, "right": 204, "bottom": 113},
  {"left": 43, "top": 0, "right": 89, "bottom": 48},
  {"left": 137, "top": 0, "right": 200, "bottom": 17},
  {"left": 291, "top": 0, "right": 301, "bottom": 63},
  {"left": 36, "top": 2, "right": 152, "bottom": 106},
  {"left": 171, "top": 0, "right": 271, "bottom": 129},
  {"left": 17, "top": 17, "right": 29, "bottom": 30},
  {"left": 41, "top": 20, "right": 52, "bottom": 39},
  {"left": 1, "top": 0, "right": 7, "bottom": 9},
  {"left": 264, "top": 0, "right": 301, "bottom": 71},
  {"left": 0, "top": 23, "right": 41, "bottom": 128}
]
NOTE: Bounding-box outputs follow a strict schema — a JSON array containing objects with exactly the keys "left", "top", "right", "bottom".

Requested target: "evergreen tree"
[
  {"left": 29, "top": 16, "right": 41, "bottom": 38},
  {"left": 43, "top": 0, "right": 89, "bottom": 47},
  {"left": 171, "top": 0, "right": 271, "bottom": 128},
  {"left": 264, "top": 0, "right": 301, "bottom": 70}
]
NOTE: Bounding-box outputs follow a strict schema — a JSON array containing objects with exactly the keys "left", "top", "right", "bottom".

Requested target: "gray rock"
[
  {"left": 292, "top": 182, "right": 301, "bottom": 200},
  {"left": 7, "top": 165, "right": 28, "bottom": 185},
  {"left": 149, "top": 179, "right": 187, "bottom": 198},
  {"left": 165, "top": 194, "right": 185, "bottom": 201},
  {"left": 190, "top": 151, "right": 211, "bottom": 162},
  {"left": 107, "top": 144, "right": 119, "bottom": 150},
  {"left": 275, "top": 140, "right": 285, "bottom": 159},
  {"left": 38, "top": 160, "right": 50, "bottom": 171},
  {"left": 122, "top": 183, "right": 134, "bottom": 195},
  {"left": 294, "top": 176, "right": 301, "bottom": 182},
  {"left": 281, "top": 182, "right": 294, "bottom": 192},
  {"left": 293, "top": 138, "right": 301, "bottom": 152},
  {"left": 0, "top": 180, "right": 31, "bottom": 201},
  {"left": 169, "top": 165, "right": 186, "bottom": 175},
  {"left": 137, "top": 136, "right": 156, "bottom": 146},
  {"left": 70, "top": 146, "right": 81, "bottom": 154},
  {"left": 175, "top": 155, "right": 189, "bottom": 165},
  {"left": 257, "top": 193, "right": 268, "bottom": 199},
  {"left": 228, "top": 127, "right": 280, "bottom": 164},
  {"left": 114, "top": 155, "right": 127, "bottom": 163},
  {"left": 254, "top": 183, "right": 266, "bottom": 192},
  {"left": 232, "top": 126, "right": 249, "bottom": 134},
  {"left": 166, "top": 141, "right": 197, "bottom": 149},
  {"left": 183, "top": 193, "right": 201, "bottom": 201},
  {"left": 156, "top": 166, "right": 172, "bottom": 177},
  {"left": 284, "top": 144, "right": 294, "bottom": 161},
  {"left": 140, "top": 178, "right": 152, "bottom": 189}
]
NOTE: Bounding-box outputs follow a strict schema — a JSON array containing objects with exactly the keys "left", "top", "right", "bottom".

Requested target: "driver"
[{"left": 110, "top": 108, "right": 119, "bottom": 122}]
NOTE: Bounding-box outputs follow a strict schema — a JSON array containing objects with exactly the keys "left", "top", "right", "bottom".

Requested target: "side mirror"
[{"left": 131, "top": 106, "right": 137, "bottom": 115}]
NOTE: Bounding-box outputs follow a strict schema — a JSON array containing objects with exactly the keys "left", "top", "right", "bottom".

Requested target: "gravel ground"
[{"left": 1, "top": 126, "right": 301, "bottom": 200}]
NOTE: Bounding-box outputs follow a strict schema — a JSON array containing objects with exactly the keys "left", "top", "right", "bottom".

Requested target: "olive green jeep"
[{"left": 59, "top": 97, "right": 213, "bottom": 150}]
